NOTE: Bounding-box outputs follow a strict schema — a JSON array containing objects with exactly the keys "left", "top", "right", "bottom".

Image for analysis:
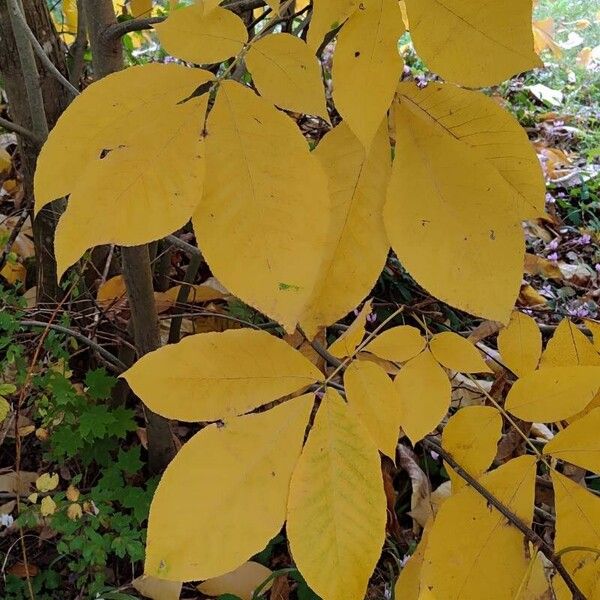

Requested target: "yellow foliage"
[
  {"left": 539, "top": 318, "right": 600, "bottom": 368},
  {"left": 405, "top": 0, "right": 542, "bottom": 87},
  {"left": 497, "top": 311, "right": 542, "bottom": 377},
  {"left": 442, "top": 406, "right": 502, "bottom": 491},
  {"left": 246, "top": 33, "right": 329, "bottom": 120},
  {"left": 505, "top": 366, "right": 600, "bottom": 422},
  {"left": 132, "top": 575, "right": 182, "bottom": 600},
  {"left": 394, "top": 349, "right": 451, "bottom": 444},
  {"left": 429, "top": 332, "right": 492, "bottom": 374},
  {"left": 327, "top": 300, "right": 372, "bottom": 358},
  {"left": 197, "top": 562, "right": 272, "bottom": 600},
  {"left": 307, "top": 0, "right": 358, "bottom": 50},
  {"left": 193, "top": 81, "right": 330, "bottom": 333},
  {"left": 385, "top": 84, "right": 528, "bottom": 324},
  {"left": 333, "top": 0, "right": 404, "bottom": 149},
  {"left": 551, "top": 470, "right": 600, "bottom": 599},
  {"left": 123, "top": 329, "right": 322, "bottom": 422},
  {"left": 301, "top": 123, "right": 390, "bottom": 338},
  {"left": 421, "top": 456, "right": 537, "bottom": 599},
  {"left": 287, "top": 389, "right": 386, "bottom": 600},
  {"left": 155, "top": 3, "right": 248, "bottom": 64},
  {"left": 146, "top": 394, "right": 313, "bottom": 581},
  {"left": 363, "top": 325, "right": 425, "bottom": 363},
  {"left": 344, "top": 360, "right": 401, "bottom": 458}
]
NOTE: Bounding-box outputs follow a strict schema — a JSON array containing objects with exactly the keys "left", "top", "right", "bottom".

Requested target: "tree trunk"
[{"left": 0, "top": 0, "right": 70, "bottom": 304}]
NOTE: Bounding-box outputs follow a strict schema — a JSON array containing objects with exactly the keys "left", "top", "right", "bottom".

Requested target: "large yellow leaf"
[
  {"left": 333, "top": 0, "right": 404, "bottom": 148},
  {"left": 35, "top": 64, "right": 212, "bottom": 210},
  {"left": 246, "top": 33, "right": 328, "bottom": 120},
  {"left": 505, "top": 367, "right": 600, "bottom": 422},
  {"left": 404, "top": 0, "right": 542, "bottom": 87},
  {"left": 145, "top": 394, "right": 313, "bottom": 581},
  {"left": 155, "top": 2, "right": 248, "bottom": 64},
  {"left": 551, "top": 470, "right": 600, "bottom": 600},
  {"left": 287, "top": 389, "right": 386, "bottom": 600},
  {"left": 307, "top": 0, "right": 357, "bottom": 50},
  {"left": 384, "top": 88, "right": 525, "bottom": 324},
  {"left": 421, "top": 456, "right": 537, "bottom": 599},
  {"left": 344, "top": 360, "right": 401, "bottom": 458},
  {"left": 300, "top": 123, "right": 390, "bottom": 338},
  {"left": 442, "top": 406, "right": 502, "bottom": 491},
  {"left": 497, "top": 311, "right": 542, "bottom": 377},
  {"left": 543, "top": 408, "right": 600, "bottom": 474},
  {"left": 539, "top": 318, "right": 600, "bottom": 368},
  {"left": 193, "top": 81, "right": 330, "bottom": 333},
  {"left": 429, "top": 332, "right": 492, "bottom": 374},
  {"left": 394, "top": 82, "right": 545, "bottom": 220},
  {"left": 363, "top": 325, "right": 426, "bottom": 363},
  {"left": 123, "top": 329, "right": 322, "bottom": 421},
  {"left": 327, "top": 299, "right": 372, "bottom": 358},
  {"left": 394, "top": 349, "right": 451, "bottom": 444},
  {"left": 130, "top": 0, "right": 152, "bottom": 17},
  {"left": 54, "top": 97, "right": 207, "bottom": 277}
]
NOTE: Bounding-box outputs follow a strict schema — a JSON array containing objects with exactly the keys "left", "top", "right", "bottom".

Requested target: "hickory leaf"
[
  {"left": 307, "top": 0, "right": 358, "bottom": 50},
  {"left": 405, "top": 0, "right": 542, "bottom": 87},
  {"left": 497, "top": 311, "right": 543, "bottom": 377},
  {"left": 145, "top": 395, "right": 314, "bottom": 581},
  {"left": 123, "top": 329, "right": 322, "bottom": 422},
  {"left": 193, "top": 81, "right": 331, "bottom": 333},
  {"left": 287, "top": 389, "right": 386, "bottom": 600}
]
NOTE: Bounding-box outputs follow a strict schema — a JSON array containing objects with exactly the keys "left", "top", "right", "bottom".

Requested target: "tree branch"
[
  {"left": 0, "top": 115, "right": 41, "bottom": 144},
  {"left": 8, "top": 0, "right": 79, "bottom": 97},
  {"left": 422, "top": 439, "right": 587, "bottom": 600}
]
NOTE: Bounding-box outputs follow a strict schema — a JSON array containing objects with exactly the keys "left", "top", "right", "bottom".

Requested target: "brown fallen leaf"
[{"left": 8, "top": 563, "right": 39, "bottom": 578}]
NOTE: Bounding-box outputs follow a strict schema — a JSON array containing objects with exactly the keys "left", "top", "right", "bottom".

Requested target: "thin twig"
[
  {"left": 0, "top": 116, "right": 41, "bottom": 144},
  {"left": 8, "top": 0, "right": 79, "bottom": 97},
  {"left": 298, "top": 327, "right": 342, "bottom": 368},
  {"left": 165, "top": 234, "right": 202, "bottom": 258},
  {"left": 422, "top": 439, "right": 587, "bottom": 600}
]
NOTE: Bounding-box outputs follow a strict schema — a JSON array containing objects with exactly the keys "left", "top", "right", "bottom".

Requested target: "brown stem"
[{"left": 422, "top": 439, "right": 587, "bottom": 600}]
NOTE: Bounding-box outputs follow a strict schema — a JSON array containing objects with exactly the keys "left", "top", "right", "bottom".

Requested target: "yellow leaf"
[
  {"left": 539, "top": 318, "right": 600, "bottom": 368},
  {"left": 197, "top": 562, "right": 273, "bottom": 600},
  {"left": 0, "top": 261, "right": 26, "bottom": 285},
  {"left": 533, "top": 18, "right": 563, "bottom": 59},
  {"left": 132, "top": 575, "right": 182, "bottom": 600},
  {"left": 54, "top": 93, "right": 209, "bottom": 277},
  {"left": 395, "top": 525, "right": 430, "bottom": 600},
  {"left": 497, "top": 311, "right": 542, "bottom": 377},
  {"left": 35, "top": 64, "right": 211, "bottom": 211},
  {"left": 307, "top": 0, "right": 357, "bottom": 50},
  {"left": 429, "top": 332, "right": 492, "bottom": 374},
  {"left": 405, "top": 0, "right": 542, "bottom": 87},
  {"left": 300, "top": 123, "right": 390, "bottom": 338},
  {"left": 36, "top": 473, "right": 59, "bottom": 493},
  {"left": 384, "top": 85, "right": 526, "bottom": 324},
  {"left": 66, "top": 485, "right": 80, "bottom": 502},
  {"left": 146, "top": 394, "right": 313, "bottom": 581},
  {"left": 0, "top": 147, "right": 11, "bottom": 173},
  {"left": 543, "top": 407, "right": 600, "bottom": 474},
  {"left": 97, "top": 275, "right": 127, "bottom": 305},
  {"left": 67, "top": 503, "right": 83, "bottom": 521},
  {"left": 327, "top": 299, "right": 372, "bottom": 358},
  {"left": 124, "top": 329, "right": 322, "bottom": 422},
  {"left": 193, "top": 81, "right": 330, "bottom": 333},
  {"left": 344, "top": 360, "right": 401, "bottom": 458},
  {"left": 505, "top": 367, "right": 600, "bottom": 422},
  {"left": 551, "top": 470, "right": 600, "bottom": 599},
  {"left": 287, "top": 389, "right": 386, "bottom": 600},
  {"left": 399, "top": 82, "right": 544, "bottom": 220},
  {"left": 363, "top": 325, "right": 425, "bottom": 363},
  {"left": 421, "top": 456, "right": 537, "bottom": 599},
  {"left": 130, "top": 0, "right": 152, "bottom": 17},
  {"left": 333, "top": 0, "right": 404, "bottom": 148},
  {"left": 0, "top": 398, "right": 9, "bottom": 422},
  {"left": 155, "top": 3, "right": 248, "bottom": 64},
  {"left": 394, "top": 349, "right": 451, "bottom": 444},
  {"left": 246, "top": 33, "right": 328, "bottom": 119},
  {"left": 40, "top": 496, "right": 57, "bottom": 517},
  {"left": 442, "top": 406, "right": 502, "bottom": 491},
  {"left": 585, "top": 319, "right": 600, "bottom": 352}
]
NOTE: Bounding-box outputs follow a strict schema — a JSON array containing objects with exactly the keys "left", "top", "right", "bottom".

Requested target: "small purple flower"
[
  {"left": 548, "top": 252, "right": 559, "bottom": 261},
  {"left": 545, "top": 193, "right": 556, "bottom": 204},
  {"left": 548, "top": 239, "right": 559, "bottom": 251},
  {"left": 576, "top": 234, "right": 592, "bottom": 246},
  {"left": 595, "top": 264, "right": 600, "bottom": 273},
  {"left": 430, "top": 450, "right": 439, "bottom": 461},
  {"left": 366, "top": 312, "right": 377, "bottom": 324}
]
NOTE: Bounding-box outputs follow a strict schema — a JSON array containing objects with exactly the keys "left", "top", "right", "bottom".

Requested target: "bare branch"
[{"left": 0, "top": 115, "right": 42, "bottom": 144}]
